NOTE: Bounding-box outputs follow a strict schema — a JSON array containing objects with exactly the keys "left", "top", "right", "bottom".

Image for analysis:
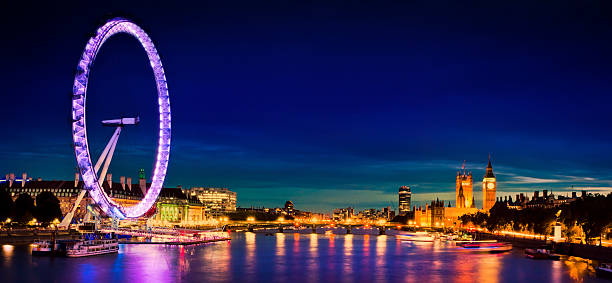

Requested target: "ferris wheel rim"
[{"left": 71, "top": 18, "right": 171, "bottom": 219}]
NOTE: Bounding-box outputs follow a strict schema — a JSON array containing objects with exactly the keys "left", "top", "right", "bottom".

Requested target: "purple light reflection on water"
[
  {"left": 375, "top": 236, "right": 387, "bottom": 281},
  {"left": 0, "top": 234, "right": 605, "bottom": 282},
  {"left": 308, "top": 233, "right": 319, "bottom": 282}
]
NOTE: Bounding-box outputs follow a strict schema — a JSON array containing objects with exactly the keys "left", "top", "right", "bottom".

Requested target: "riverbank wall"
[
  {"left": 0, "top": 230, "right": 81, "bottom": 245},
  {"left": 477, "top": 232, "right": 612, "bottom": 262}
]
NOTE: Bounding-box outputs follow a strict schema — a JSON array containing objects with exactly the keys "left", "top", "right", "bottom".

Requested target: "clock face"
[{"left": 487, "top": 183, "right": 495, "bottom": 189}]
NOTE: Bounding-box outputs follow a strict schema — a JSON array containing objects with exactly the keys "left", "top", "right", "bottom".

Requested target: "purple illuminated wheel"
[{"left": 71, "top": 18, "right": 171, "bottom": 219}]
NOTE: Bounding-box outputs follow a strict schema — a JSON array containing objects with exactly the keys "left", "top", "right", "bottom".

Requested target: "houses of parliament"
[
  {"left": 455, "top": 157, "right": 497, "bottom": 211},
  {"left": 411, "top": 157, "right": 497, "bottom": 227}
]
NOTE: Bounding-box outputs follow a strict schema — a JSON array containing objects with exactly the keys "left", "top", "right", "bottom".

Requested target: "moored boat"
[
  {"left": 32, "top": 238, "right": 118, "bottom": 257},
  {"left": 397, "top": 232, "right": 435, "bottom": 242},
  {"left": 31, "top": 240, "right": 58, "bottom": 256},
  {"left": 596, "top": 263, "right": 612, "bottom": 279},
  {"left": 65, "top": 238, "right": 118, "bottom": 257},
  {"left": 458, "top": 242, "right": 512, "bottom": 253},
  {"left": 524, "top": 248, "right": 561, "bottom": 260}
]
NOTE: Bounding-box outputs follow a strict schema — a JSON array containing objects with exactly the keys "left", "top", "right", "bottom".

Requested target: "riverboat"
[
  {"left": 524, "top": 248, "right": 561, "bottom": 260},
  {"left": 596, "top": 263, "right": 612, "bottom": 279},
  {"left": 31, "top": 238, "right": 118, "bottom": 257},
  {"left": 64, "top": 238, "right": 118, "bottom": 257},
  {"left": 458, "top": 242, "right": 512, "bottom": 253},
  {"left": 397, "top": 232, "right": 435, "bottom": 242},
  {"left": 31, "top": 240, "right": 58, "bottom": 256}
]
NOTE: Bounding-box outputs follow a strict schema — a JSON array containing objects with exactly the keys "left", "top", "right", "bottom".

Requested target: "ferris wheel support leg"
[
  {"left": 94, "top": 126, "right": 122, "bottom": 175},
  {"left": 58, "top": 189, "right": 88, "bottom": 228},
  {"left": 59, "top": 127, "right": 123, "bottom": 229},
  {"left": 98, "top": 127, "right": 122, "bottom": 187}
]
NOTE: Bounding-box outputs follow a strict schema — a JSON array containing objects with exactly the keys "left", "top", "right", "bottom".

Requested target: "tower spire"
[
  {"left": 483, "top": 154, "right": 497, "bottom": 211},
  {"left": 485, "top": 155, "right": 495, "bottom": 178}
]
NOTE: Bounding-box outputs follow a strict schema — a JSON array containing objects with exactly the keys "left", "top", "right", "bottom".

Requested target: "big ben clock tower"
[{"left": 482, "top": 156, "right": 496, "bottom": 211}]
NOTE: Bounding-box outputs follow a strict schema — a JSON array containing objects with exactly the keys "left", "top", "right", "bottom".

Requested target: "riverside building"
[
  {"left": 332, "top": 207, "right": 354, "bottom": 221},
  {"left": 183, "top": 187, "right": 237, "bottom": 218},
  {"left": 1, "top": 171, "right": 205, "bottom": 226},
  {"left": 1, "top": 172, "right": 144, "bottom": 219}
]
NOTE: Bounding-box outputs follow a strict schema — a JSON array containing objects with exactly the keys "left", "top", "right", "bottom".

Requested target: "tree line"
[
  {"left": 460, "top": 193, "right": 612, "bottom": 244},
  {"left": 0, "top": 189, "right": 63, "bottom": 226}
]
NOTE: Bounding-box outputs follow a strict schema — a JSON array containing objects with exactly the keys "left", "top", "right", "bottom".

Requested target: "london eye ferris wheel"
[{"left": 70, "top": 18, "right": 171, "bottom": 220}]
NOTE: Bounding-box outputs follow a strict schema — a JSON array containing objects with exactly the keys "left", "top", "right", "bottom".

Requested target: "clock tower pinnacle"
[{"left": 482, "top": 155, "right": 497, "bottom": 211}]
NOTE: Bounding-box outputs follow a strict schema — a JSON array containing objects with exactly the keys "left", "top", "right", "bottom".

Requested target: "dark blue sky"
[{"left": 3, "top": 1, "right": 612, "bottom": 212}]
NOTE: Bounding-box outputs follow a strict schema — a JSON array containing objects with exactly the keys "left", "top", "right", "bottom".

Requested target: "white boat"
[
  {"left": 397, "top": 232, "right": 435, "bottom": 242},
  {"left": 32, "top": 237, "right": 118, "bottom": 257},
  {"left": 64, "top": 239, "right": 119, "bottom": 257},
  {"left": 457, "top": 242, "right": 512, "bottom": 253},
  {"left": 31, "top": 240, "right": 55, "bottom": 256}
]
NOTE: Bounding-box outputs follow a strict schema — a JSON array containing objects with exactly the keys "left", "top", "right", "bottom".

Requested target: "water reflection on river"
[{"left": 0, "top": 233, "right": 606, "bottom": 282}]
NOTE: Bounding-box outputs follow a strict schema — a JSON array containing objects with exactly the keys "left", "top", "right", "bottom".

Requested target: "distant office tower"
[
  {"left": 456, "top": 162, "right": 473, "bottom": 208},
  {"left": 482, "top": 156, "right": 497, "bottom": 211},
  {"left": 399, "top": 186, "right": 411, "bottom": 215},
  {"left": 284, "top": 200, "right": 294, "bottom": 215}
]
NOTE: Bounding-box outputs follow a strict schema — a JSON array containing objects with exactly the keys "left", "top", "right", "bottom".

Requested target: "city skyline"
[
  {"left": 2, "top": 157, "right": 606, "bottom": 213},
  {"left": 3, "top": 1, "right": 612, "bottom": 212},
  {"left": 1, "top": 3, "right": 611, "bottom": 282}
]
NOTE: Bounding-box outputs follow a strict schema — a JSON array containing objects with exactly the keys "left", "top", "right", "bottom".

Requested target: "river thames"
[{"left": 0, "top": 233, "right": 605, "bottom": 282}]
